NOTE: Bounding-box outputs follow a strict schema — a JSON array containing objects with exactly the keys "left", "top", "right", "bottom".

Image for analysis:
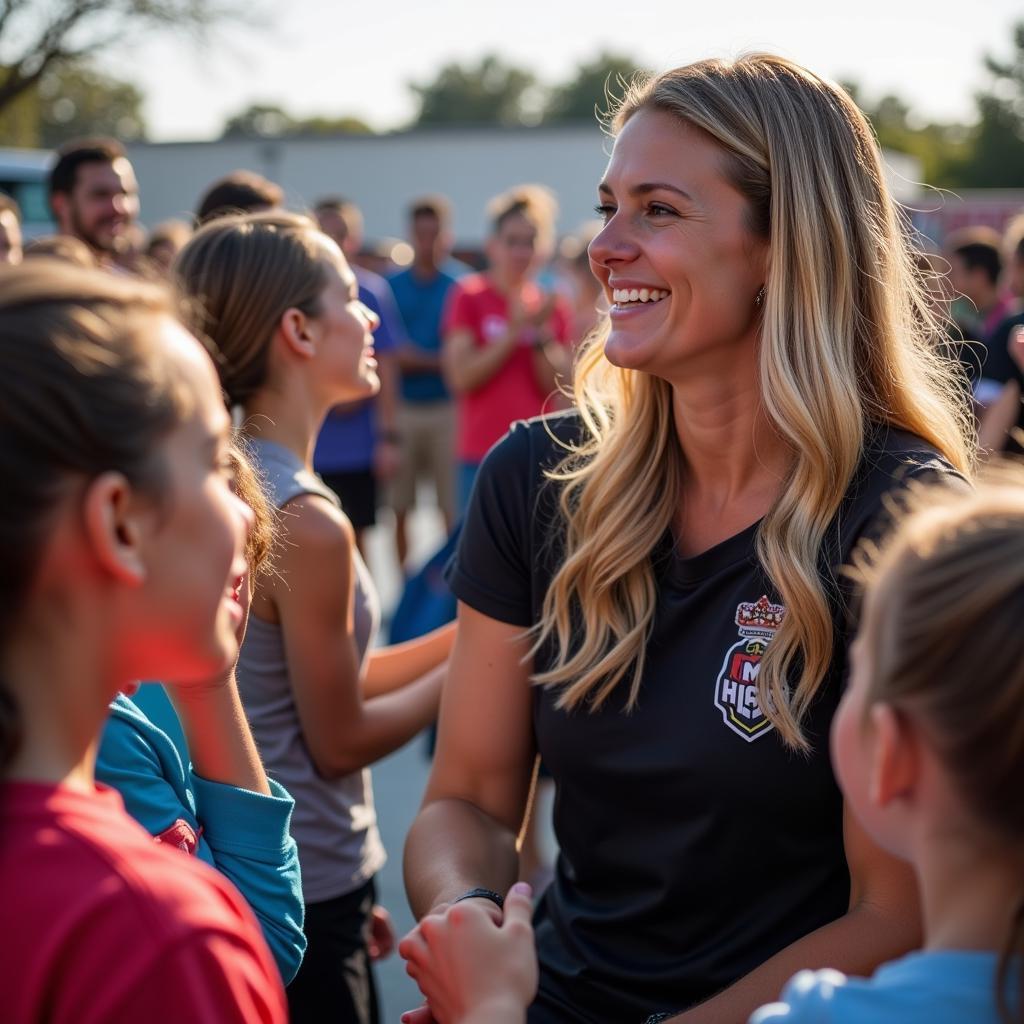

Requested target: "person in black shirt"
[
  {"left": 402, "top": 54, "right": 973, "bottom": 1024},
  {"left": 977, "top": 222, "right": 1024, "bottom": 456}
]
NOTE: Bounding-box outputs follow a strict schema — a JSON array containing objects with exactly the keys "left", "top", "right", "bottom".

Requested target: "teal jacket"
[{"left": 96, "top": 687, "right": 306, "bottom": 983}]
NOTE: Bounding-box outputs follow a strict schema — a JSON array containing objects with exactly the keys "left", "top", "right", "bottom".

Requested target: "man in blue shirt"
[{"left": 388, "top": 196, "right": 463, "bottom": 566}]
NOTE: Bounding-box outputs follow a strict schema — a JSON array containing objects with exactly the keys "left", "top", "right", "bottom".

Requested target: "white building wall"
[
  {"left": 125, "top": 127, "right": 921, "bottom": 249},
  {"left": 125, "top": 127, "right": 615, "bottom": 248}
]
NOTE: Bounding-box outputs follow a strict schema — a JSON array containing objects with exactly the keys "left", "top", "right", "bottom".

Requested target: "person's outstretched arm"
[
  {"left": 403, "top": 602, "right": 536, "bottom": 921},
  {"left": 272, "top": 493, "right": 444, "bottom": 778}
]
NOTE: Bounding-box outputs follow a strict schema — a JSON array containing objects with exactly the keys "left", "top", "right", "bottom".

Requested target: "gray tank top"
[{"left": 237, "top": 438, "right": 385, "bottom": 903}]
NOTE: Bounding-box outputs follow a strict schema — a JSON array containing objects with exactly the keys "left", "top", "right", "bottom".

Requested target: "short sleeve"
[
  {"left": 445, "top": 423, "right": 535, "bottom": 627},
  {"left": 835, "top": 446, "right": 969, "bottom": 680},
  {"left": 747, "top": 968, "right": 848, "bottom": 1023},
  {"left": 442, "top": 280, "right": 475, "bottom": 337},
  {"left": 845, "top": 453, "right": 969, "bottom": 565}
]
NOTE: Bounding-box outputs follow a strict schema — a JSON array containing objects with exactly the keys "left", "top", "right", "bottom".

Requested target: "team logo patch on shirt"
[
  {"left": 714, "top": 595, "right": 786, "bottom": 742},
  {"left": 154, "top": 818, "right": 199, "bottom": 855},
  {"left": 482, "top": 314, "right": 509, "bottom": 344}
]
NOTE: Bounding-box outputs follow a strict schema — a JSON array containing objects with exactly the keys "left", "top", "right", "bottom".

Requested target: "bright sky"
[{"left": 105, "top": 0, "right": 1022, "bottom": 141}]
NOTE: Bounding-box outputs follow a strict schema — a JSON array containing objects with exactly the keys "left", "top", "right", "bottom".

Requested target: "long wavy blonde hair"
[{"left": 533, "top": 54, "right": 974, "bottom": 750}]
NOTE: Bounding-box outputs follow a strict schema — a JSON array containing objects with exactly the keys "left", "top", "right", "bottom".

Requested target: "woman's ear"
[
  {"left": 278, "top": 307, "right": 317, "bottom": 360},
  {"left": 868, "top": 703, "right": 919, "bottom": 809},
  {"left": 81, "top": 471, "right": 149, "bottom": 587}
]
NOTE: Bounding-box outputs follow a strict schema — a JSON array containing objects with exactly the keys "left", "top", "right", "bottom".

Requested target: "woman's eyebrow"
[{"left": 598, "top": 181, "right": 694, "bottom": 202}]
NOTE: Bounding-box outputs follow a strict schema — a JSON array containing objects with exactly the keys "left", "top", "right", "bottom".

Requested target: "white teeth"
[{"left": 612, "top": 287, "right": 668, "bottom": 304}]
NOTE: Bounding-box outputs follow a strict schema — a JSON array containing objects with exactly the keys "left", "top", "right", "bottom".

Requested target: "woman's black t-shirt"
[{"left": 447, "top": 413, "right": 958, "bottom": 1023}]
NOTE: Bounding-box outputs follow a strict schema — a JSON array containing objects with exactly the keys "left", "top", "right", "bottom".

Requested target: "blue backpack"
[{"left": 388, "top": 522, "right": 462, "bottom": 644}]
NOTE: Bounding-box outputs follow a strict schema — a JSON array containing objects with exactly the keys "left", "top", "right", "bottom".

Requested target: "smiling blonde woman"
[{"left": 403, "top": 54, "right": 973, "bottom": 1024}]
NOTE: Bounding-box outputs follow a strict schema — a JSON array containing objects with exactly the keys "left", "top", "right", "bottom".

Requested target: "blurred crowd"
[
  {"left": 0, "top": 138, "right": 609, "bottom": 579},
  {"left": 2, "top": 136, "right": 1021, "bottom": 569}
]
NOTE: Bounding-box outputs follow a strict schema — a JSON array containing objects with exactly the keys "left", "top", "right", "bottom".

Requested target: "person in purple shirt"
[{"left": 313, "top": 197, "right": 403, "bottom": 555}]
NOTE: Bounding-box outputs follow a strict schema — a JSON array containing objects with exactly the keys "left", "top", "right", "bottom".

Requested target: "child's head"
[
  {"left": 173, "top": 211, "right": 379, "bottom": 410},
  {"left": 835, "top": 471, "right": 1024, "bottom": 1017},
  {"left": 0, "top": 261, "right": 252, "bottom": 771}
]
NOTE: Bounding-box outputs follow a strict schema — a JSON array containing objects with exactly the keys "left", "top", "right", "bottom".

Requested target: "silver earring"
[{"left": 754, "top": 286, "right": 765, "bottom": 309}]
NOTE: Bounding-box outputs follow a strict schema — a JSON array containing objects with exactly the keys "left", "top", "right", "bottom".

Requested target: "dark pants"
[
  {"left": 322, "top": 469, "right": 377, "bottom": 531},
  {"left": 288, "top": 880, "right": 379, "bottom": 1024}
]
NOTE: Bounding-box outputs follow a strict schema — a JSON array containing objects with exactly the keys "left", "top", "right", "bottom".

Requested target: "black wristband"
[{"left": 452, "top": 887, "right": 504, "bottom": 910}]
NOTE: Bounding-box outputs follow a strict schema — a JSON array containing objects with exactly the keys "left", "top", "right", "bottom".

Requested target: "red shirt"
[
  {"left": 0, "top": 781, "right": 287, "bottom": 1024},
  {"left": 444, "top": 273, "right": 572, "bottom": 463}
]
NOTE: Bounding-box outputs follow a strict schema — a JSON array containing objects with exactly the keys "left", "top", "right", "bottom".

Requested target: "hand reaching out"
[{"left": 399, "top": 883, "right": 537, "bottom": 1024}]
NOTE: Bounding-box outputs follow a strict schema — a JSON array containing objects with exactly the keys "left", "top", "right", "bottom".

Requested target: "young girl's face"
[
  {"left": 129, "top": 319, "right": 253, "bottom": 684},
  {"left": 310, "top": 243, "right": 380, "bottom": 405}
]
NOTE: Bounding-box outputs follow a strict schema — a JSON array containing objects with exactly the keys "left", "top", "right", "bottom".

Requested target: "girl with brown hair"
[
  {"left": 175, "top": 211, "right": 453, "bottom": 1024},
  {"left": 0, "top": 261, "right": 286, "bottom": 1023}
]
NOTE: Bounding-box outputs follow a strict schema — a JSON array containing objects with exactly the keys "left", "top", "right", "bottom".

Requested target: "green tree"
[
  {"left": 840, "top": 80, "right": 969, "bottom": 189},
  {"left": 543, "top": 51, "right": 646, "bottom": 124},
  {"left": 0, "top": 0, "right": 257, "bottom": 116},
  {"left": 220, "top": 103, "right": 372, "bottom": 138},
  {"left": 0, "top": 62, "right": 146, "bottom": 147},
  {"left": 941, "top": 21, "right": 1024, "bottom": 187},
  {"left": 37, "top": 65, "right": 146, "bottom": 146},
  {"left": 409, "top": 55, "right": 540, "bottom": 127},
  {"left": 222, "top": 103, "right": 296, "bottom": 138},
  {"left": 299, "top": 114, "right": 371, "bottom": 136}
]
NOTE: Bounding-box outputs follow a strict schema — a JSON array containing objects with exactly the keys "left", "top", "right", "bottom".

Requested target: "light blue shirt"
[
  {"left": 97, "top": 689, "right": 306, "bottom": 984},
  {"left": 750, "top": 951, "right": 1019, "bottom": 1024}
]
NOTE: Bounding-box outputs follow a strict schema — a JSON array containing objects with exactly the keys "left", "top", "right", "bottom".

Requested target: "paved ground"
[
  {"left": 369, "top": 734, "right": 434, "bottom": 1019},
  {"left": 362, "top": 501, "right": 445, "bottom": 1020}
]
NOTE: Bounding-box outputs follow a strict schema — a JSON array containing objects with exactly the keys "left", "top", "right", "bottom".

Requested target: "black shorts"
[
  {"left": 322, "top": 469, "right": 377, "bottom": 531},
  {"left": 287, "top": 879, "right": 379, "bottom": 1024}
]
